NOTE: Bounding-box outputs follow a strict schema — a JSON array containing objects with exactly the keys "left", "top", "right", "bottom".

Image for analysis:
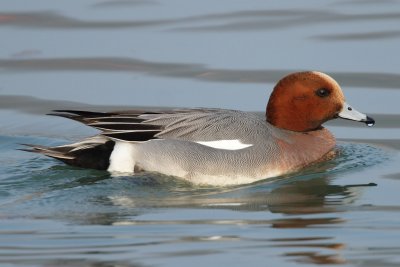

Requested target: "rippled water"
[
  {"left": 1, "top": 0, "right": 400, "bottom": 266},
  {"left": 1, "top": 135, "right": 396, "bottom": 266}
]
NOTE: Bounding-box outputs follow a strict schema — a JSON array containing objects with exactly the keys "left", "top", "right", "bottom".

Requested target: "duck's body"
[{"left": 23, "top": 71, "right": 374, "bottom": 186}]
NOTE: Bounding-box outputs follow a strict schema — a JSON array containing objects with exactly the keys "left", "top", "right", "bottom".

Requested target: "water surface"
[{"left": 1, "top": 0, "right": 400, "bottom": 266}]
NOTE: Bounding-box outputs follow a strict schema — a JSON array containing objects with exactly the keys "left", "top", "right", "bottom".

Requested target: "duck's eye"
[{"left": 315, "top": 88, "right": 330, "bottom": 98}]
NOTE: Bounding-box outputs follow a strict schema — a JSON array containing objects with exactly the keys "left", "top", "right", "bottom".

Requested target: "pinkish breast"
[{"left": 275, "top": 127, "right": 336, "bottom": 173}]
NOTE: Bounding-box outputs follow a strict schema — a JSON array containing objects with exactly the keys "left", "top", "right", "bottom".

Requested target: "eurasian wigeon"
[{"left": 23, "top": 71, "right": 374, "bottom": 186}]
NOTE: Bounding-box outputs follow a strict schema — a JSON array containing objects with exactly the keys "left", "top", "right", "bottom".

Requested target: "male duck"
[{"left": 24, "top": 71, "right": 375, "bottom": 186}]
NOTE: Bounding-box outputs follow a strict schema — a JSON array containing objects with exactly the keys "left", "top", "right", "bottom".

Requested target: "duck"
[{"left": 23, "top": 71, "right": 375, "bottom": 186}]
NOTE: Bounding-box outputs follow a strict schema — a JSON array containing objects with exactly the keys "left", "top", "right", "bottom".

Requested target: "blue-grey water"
[{"left": 1, "top": 0, "right": 400, "bottom": 266}]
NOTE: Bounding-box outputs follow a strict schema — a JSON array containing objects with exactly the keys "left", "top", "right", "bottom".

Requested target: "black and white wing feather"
[
  {"left": 49, "top": 109, "right": 267, "bottom": 143},
  {"left": 22, "top": 109, "right": 271, "bottom": 170}
]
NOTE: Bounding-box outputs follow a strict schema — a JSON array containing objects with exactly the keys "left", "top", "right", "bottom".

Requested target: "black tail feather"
[
  {"left": 21, "top": 140, "right": 115, "bottom": 170},
  {"left": 51, "top": 110, "right": 115, "bottom": 117}
]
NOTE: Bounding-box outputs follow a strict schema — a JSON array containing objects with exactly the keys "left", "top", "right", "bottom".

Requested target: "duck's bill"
[{"left": 338, "top": 102, "right": 375, "bottom": 126}]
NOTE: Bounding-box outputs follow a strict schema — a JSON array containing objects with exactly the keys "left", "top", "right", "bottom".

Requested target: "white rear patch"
[
  {"left": 108, "top": 141, "right": 135, "bottom": 173},
  {"left": 196, "top": 140, "right": 253, "bottom": 150}
]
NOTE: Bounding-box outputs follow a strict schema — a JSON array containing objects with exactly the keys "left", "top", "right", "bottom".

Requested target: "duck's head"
[{"left": 266, "top": 71, "right": 375, "bottom": 132}]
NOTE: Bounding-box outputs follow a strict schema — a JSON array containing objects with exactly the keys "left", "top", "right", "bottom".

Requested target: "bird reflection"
[
  {"left": 31, "top": 151, "right": 376, "bottom": 266},
  {"left": 103, "top": 158, "right": 376, "bottom": 216},
  {"left": 284, "top": 251, "right": 347, "bottom": 265}
]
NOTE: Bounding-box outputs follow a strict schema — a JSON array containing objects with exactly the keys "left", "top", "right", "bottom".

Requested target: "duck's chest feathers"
[{"left": 274, "top": 128, "right": 336, "bottom": 170}]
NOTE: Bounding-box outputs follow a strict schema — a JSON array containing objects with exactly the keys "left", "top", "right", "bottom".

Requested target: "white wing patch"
[{"left": 196, "top": 140, "right": 253, "bottom": 150}]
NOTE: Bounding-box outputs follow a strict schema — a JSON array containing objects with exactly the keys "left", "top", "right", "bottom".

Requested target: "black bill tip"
[{"left": 365, "top": 116, "right": 375, "bottom": 127}]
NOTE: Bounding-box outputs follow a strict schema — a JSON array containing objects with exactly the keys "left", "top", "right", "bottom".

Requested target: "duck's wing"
[
  {"left": 48, "top": 109, "right": 165, "bottom": 142},
  {"left": 22, "top": 109, "right": 271, "bottom": 170},
  {"left": 49, "top": 109, "right": 268, "bottom": 143}
]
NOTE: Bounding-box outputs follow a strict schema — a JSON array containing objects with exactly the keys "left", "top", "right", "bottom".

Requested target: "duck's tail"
[{"left": 20, "top": 136, "right": 115, "bottom": 170}]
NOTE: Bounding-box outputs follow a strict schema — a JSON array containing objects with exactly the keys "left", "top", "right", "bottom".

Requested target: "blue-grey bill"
[{"left": 338, "top": 102, "right": 375, "bottom": 126}]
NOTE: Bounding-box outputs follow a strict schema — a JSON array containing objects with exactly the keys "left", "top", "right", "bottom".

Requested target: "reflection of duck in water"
[
  {"left": 23, "top": 71, "right": 374, "bottom": 186},
  {"left": 106, "top": 174, "right": 374, "bottom": 265}
]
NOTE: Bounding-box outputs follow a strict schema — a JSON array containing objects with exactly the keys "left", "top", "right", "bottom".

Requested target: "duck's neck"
[{"left": 275, "top": 127, "right": 336, "bottom": 171}]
